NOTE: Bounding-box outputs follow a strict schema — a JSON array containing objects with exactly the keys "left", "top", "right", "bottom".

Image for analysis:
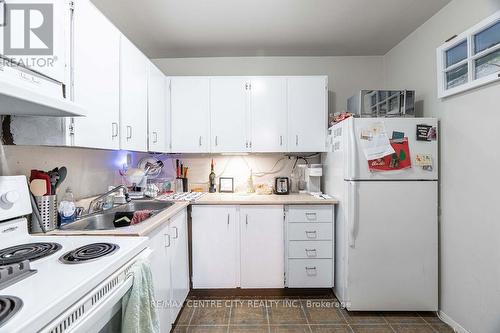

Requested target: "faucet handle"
[{"left": 75, "top": 207, "right": 84, "bottom": 219}]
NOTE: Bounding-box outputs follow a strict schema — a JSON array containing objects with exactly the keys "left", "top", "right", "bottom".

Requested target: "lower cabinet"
[
  {"left": 286, "top": 205, "right": 335, "bottom": 288},
  {"left": 191, "top": 206, "right": 239, "bottom": 288},
  {"left": 191, "top": 205, "right": 285, "bottom": 289},
  {"left": 148, "top": 209, "right": 189, "bottom": 333},
  {"left": 240, "top": 206, "right": 284, "bottom": 288}
]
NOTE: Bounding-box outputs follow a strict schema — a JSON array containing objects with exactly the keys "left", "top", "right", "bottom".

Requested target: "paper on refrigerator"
[{"left": 359, "top": 122, "right": 395, "bottom": 160}]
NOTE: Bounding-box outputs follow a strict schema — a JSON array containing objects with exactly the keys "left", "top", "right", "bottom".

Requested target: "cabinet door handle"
[
  {"left": 305, "top": 230, "right": 317, "bottom": 239},
  {"left": 126, "top": 126, "right": 132, "bottom": 139},
  {"left": 112, "top": 122, "right": 119, "bottom": 138},
  {"left": 305, "top": 212, "right": 317, "bottom": 220},
  {"left": 153, "top": 132, "right": 158, "bottom": 143},
  {"left": 172, "top": 226, "right": 178, "bottom": 239},
  {"left": 305, "top": 249, "right": 317, "bottom": 257},
  {"left": 305, "top": 266, "right": 317, "bottom": 276},
  {"left": 215, "top": 136, "right": 218, "bottom": 146},
  {"left": 296, "top": 135, "right": 299, "bottom": 146},
  {"left": 199, "top": 136, "right": 202, "bottom": 146},
  {"left": 245, "top": 141, "right": 248, "bottom": 149},
  {"left": 280, "top": 135, "right": 283, "bottom": 146},
  {"left": 164, "top": 233, "right": 171, "bottom": 247},
  {"left": 245, "top": 214, "right": 248, "bottom": 226},
  {"left": 227, "top": 214, "right": 230, "bottom": 226}
]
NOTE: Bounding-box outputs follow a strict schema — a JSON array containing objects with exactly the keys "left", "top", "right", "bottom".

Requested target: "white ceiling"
[{"left": 91, "top": 0, "right": 451, "bottom": 58}]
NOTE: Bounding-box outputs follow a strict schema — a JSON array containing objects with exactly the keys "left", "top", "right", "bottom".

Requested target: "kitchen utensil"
[
  {"left": 30, "top": 170, "right": 51, "bottom": 195},
  {"left": 55, "top": 166, "right": 67, "bottom": 190},
  {"left": 274, "top": 177, "right": 290, "bottom": 195},
  {"left": 48, "top": 171, "right": 59, "bottom": 195},
  {"left": 30, "top": 179, "right": 48, "bottom": 196},
  {"left": 30, "top": 195, "right": 58, "bottom": 233}
]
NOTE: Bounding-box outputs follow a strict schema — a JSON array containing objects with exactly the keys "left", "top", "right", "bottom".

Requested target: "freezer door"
[
  {"left": 347, "top": 118, "right": 438, "bottom": 180},
  {"left": 346, "top": 181, "right": 438, "bottom": 311}
]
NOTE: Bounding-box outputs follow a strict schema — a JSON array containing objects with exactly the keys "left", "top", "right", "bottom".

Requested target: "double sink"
[{"left": 61, "top": 200, "right": 174, "bottom": 231}]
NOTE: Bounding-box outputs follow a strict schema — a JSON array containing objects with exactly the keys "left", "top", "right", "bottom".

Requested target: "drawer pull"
[
  {"left": 305, "top": 212, "right": 317, "bottom": 220},
  {"left": 305, "top": 266, "right": 317, "bottom": 276},
  {"left": 305, "top": 230, "right": 317, "bottom": 238},
  {"left": 305, "top": 249, "right": 317, "bottom": 257}
]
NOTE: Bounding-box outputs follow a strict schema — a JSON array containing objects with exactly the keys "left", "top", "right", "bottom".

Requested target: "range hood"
[
  {"left": 0, "top": 79, "right": 86, "bottom": 117},
  {"left": 0, "top": 62, "right": 86, "bottom": 117}
]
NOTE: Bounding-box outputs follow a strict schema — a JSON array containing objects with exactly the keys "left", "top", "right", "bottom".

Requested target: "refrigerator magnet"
[{"left": 416, "top": 124, "right": 433, "bottom": 141}]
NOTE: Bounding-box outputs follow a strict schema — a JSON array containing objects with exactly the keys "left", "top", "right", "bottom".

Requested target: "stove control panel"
[{"left": 0, "top": 176, "right": 32, "bottom": 221}]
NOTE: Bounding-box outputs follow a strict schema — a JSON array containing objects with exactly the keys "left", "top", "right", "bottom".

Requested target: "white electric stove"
[{"left": 0, "top": 176, "right": 149, "bottom": 333}]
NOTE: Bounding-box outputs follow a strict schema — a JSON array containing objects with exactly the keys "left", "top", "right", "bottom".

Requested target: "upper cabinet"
[
  {"left": 170, "top": 77, "right": 210, "bottom": 153},
  {"left": 120, "top": 36, "right": 148, "bottom": 152},
  {"left": 148, "top": 64, "right": 169, "bottom": 153},
  {"left": 210, "top": 77, "right": 249, "bottom": 153},
  {"left": 288, "top": 76, "right": 328, "bottom": 153},
  {"left": 250, "top": 77, "right": 287, "bottom": 152},
  {"left": 73, "top": 0, "right": 120, "bottom": 150}
]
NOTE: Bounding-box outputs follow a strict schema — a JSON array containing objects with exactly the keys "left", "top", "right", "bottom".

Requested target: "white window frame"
[{"left": 437, "top": 10, "right": 500, "bottom": 98}]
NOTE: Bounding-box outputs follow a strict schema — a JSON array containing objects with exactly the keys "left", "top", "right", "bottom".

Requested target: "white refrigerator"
[{"left": 323, "top": 117, "right": 438, "bottom": 311}]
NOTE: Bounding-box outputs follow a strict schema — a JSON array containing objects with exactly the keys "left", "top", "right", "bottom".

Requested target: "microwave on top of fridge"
[{"left": 347, "top": 90, "right": 415, "bottom": 118}]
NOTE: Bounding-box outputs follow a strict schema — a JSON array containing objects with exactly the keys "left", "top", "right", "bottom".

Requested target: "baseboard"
[{"left": 438, "top": 311, "right": 471, "bottom": 333}]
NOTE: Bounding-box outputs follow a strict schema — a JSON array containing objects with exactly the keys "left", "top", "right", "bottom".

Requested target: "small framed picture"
[{"left": 219, "top": 177, "right": 234, "bottom": 193}]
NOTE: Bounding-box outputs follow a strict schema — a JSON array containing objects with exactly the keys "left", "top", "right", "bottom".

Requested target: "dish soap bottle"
[
  {"left": 246, "top": 169, "right": 255, "bottom": 194},
  {"left": 58, "top": 187, "right": 76, "bottom": 226},
  {"left": 209, "top": 159, "right": 216, "bottom": 193}
]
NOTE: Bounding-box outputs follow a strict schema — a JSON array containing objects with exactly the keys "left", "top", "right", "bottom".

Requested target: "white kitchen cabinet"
[
  {"left": 210, "top": 77, "right": 249, "bottom": 152},
  {"left": 191, "top": 206, "right": 239, "bottom": 288},
  {"left": 250, "top": 77, "right": 288, "bottom": 152},
  {"left": 169, "top": 209, "right": 190, "bottom": 320},
  {"left": 288, "top": 76, "right": 328, "bottom": 152},
  {"left": 240, "top": 206, "right": 284, "bottom": 288},
  {"left": 120, "top": 36, "right": 148, "bottom": 152},
  {"left": 170, "top": 77, "right": 210, "bottom": 153},
  {"left": 73, "top": 0, "right": 120, "bottom": 150},
  {"left": 148, "top": 222, "right": 173, "bottom": 333},
  {"left": 148, "top": 64, "right": 169, "bottom": 152}
]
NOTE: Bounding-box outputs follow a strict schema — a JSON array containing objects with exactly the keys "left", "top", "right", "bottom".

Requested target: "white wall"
[
  {"left": 384, "top": 1, "right": 500, "bottom": 332},
  {"left": 153, "top": 56, "right": 385, "bottom": 116},
  {"left": 0, "top": 145, "right": 144, "bottom": 199}
]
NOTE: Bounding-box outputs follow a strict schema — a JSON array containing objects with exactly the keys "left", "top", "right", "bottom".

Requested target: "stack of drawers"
[{"left": 286, "top": 205, "right": 334, "bottom": 288}]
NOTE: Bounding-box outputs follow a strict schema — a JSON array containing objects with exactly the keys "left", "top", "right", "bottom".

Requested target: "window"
[{"left": 437, "top": 11, "right": 500, "bottom": 98}]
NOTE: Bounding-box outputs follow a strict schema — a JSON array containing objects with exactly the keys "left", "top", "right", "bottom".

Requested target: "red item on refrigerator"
[{"left": 368, "top": 138, "right": 412, "bottom": 172}]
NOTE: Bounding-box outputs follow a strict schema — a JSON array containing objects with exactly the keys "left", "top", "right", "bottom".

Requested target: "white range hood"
[
  {"left": 0, "top": 79, "right": 86, "bottom": 117},
  {"left": 0, "top": 64, "right": 86, "bottom": 118}
]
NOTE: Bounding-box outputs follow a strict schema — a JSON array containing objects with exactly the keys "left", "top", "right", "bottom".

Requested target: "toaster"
[{"left": 274, "top": 177, "right": 290, "bottom": 195}]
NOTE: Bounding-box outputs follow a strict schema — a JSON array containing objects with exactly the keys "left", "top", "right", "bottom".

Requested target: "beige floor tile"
[
  {"left": 310, "top": 324, "right": 352, "bottom": 333},
  {"left": 302, "top": 301, "right": 346, "bottom": 325},
  {"left": 176, "top": 305, "right": 195, "bottom": 325},
  {"left": 268, "top": 302, "right": 308, "bottom": 325},
  {"left": 383, "top": 313, "right": 425, "bottom": 324},
  {"left": 390, "top": 324, "right": 434, "bottom": 333},
  {"left": 350, "top": 325, "right": 393, "bottom": 333},
  {"left": 190, "top": 306, "right": 231, "bottom": 325},
  {"left": 340, "top": 310, "right": 386, "bottom": 324},
  {"left": 417, "top": 312, "right": 441, "bottom": 324},
  {"left": 231, "top": 305, "right": 268, "bottom": 325}
]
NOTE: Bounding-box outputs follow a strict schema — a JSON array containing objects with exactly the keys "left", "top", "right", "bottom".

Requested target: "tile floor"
[{"left": 171, "top": 297, "right": 454, "bottom": 333}]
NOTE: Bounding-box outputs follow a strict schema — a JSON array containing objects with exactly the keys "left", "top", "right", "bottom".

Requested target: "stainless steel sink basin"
[{"left": 60, "top": 200, "right": 174, "bottom": 231}]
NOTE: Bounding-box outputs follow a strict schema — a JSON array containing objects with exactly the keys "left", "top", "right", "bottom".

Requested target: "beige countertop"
[
  {"left": 47, "top": 202, "right": 189, "bottom": 237},
  {"left": 46, "top": 193, "right": 337, "bottom": 237},
  {"left": 193, "top": 193, "right": 339, "bottom": 205}
]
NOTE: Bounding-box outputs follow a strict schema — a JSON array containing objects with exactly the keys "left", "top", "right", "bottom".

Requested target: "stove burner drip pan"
[
  {"left": 59, "top": 243, "right": 119, "bottom": 264},
  {"left": 0, "top": 296, "right": 22, "bottom": 328}
]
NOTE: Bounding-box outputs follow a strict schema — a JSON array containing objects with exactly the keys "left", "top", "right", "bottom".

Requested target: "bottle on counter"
[
  {"left": 209, "top": 159, "right": 216, "bottom": 193},
  {"left": 58, "top": 187, "right": 76, "bottom": 226}
]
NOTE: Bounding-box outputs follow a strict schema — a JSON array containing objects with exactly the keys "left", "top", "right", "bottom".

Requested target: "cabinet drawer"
[
  {"left": 287, "top": 259, "right": 333, "bottom": 288},
  {"left": 288, "top": 223, "right": 333, "bottom": 241},
  {"left": 288, "top": 206, "right": 333, "bottom": 223},
  {"left": 288, "top": 241, "right": 333, "bottom": 259}
]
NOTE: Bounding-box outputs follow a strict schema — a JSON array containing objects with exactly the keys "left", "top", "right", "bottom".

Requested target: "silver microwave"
[{"left": 347, "top": 90, "right": 415, "bottom": 118}]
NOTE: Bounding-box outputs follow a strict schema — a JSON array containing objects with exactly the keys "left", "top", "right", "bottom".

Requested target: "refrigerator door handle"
[
  {"left": 348, "top": 181, "right": 359, "bottom": 248},
  {"left": 348, "top": 119, "right": 357, "bottom": 179}
]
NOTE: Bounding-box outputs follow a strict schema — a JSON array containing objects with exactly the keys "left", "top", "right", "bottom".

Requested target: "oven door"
[{"left": 40, "top": 248, "right": 153, "bottom": 333}]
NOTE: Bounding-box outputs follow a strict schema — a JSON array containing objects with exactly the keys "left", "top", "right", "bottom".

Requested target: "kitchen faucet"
[{"left": 86, "top": 185, "right": 130, "bottom": 215}]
